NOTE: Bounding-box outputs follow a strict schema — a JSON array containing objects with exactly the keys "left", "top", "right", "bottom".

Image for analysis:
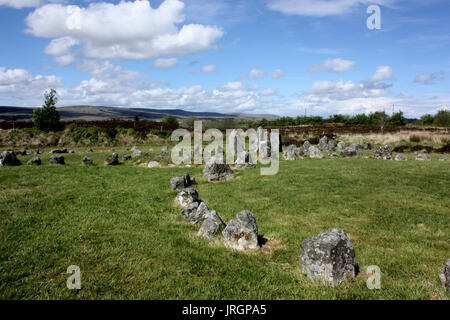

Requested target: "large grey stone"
[
  {"left": 222, "top": 210, "right": 259, "bottom": 251},
  {"left": 49, "top": 155, "right": 65, "bottom": 164},
  {"left": 439, "top": 258, "right": 450, "bottom": 293},
  {"left": 181, "top": 201, "right": 211, "bottom": 224},
  {"left": 300, "top": 228, "right": 355, "bottom": 286},
  {"left": 308, "top": 145, "right": 324, "bottom": 159},
  {"left": 0, "top": 151, "right": 21, "bottom": 166},
  {"left": 373, "top": 145, "right": 393, "bottom": 160},
  {"left": 282, "top": 144, "right": 298, "bottom": 160},
  {"left": 198, "top": 210, "right": 226, "bottom": 238},
  {"left": 202, "top": 156, "right": 235, "bottom": 181},
  {"left": 175, "top": 188, "right": 199, "bottom": 207},
  {"left": 337, "top": 141, "right": 346, "bottom": 153},
  {"left": 27, "top": 157, "right": 41, "bottom": 165},
  {"left": 170, "top": 173, "right": 196, "bottom": 191},
  {"left": 318, "top": 136, "right": 335, "bottom": 152}
]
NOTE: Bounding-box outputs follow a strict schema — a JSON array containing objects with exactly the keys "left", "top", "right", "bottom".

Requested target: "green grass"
[{"left": 0, "top": 149, "right": 449, "bottom": 299}]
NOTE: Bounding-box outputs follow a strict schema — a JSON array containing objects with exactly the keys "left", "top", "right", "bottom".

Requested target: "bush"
[
  {"left": 162, "top": 115, "right": 179, "bottom": 128},
  {"left": 32, "top": 89, "right": 62, "bottom": 132},
  {"left": 433, "top": 109, "right": 450, "bottom": 127}
]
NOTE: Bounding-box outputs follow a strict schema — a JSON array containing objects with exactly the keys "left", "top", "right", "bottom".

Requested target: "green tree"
[
  {"left": 417, "top": 114, "right": 434, "bottom": 126},
  {"left": 32, "top": 89, "right": 62, "bottom": 132},
  {"left": 433, "top": 109, "right": 450, "bottom": 127},
  {"left": 162, "top": 115, "right": 179, "bottom": 127},
  {"left": 388, "top": 111, "right": 407, "bottom": 126}
]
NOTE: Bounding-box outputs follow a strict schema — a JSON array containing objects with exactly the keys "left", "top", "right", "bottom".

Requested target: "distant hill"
[{"left": 0, "top": 106, "right": 279, "bottom": 122}]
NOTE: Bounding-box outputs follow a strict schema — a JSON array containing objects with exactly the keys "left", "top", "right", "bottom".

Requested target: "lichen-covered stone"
[
  {"left": 222, "top": 210, "right": 259, "bottom": 251},
  {"left": 373, "top": 145, "right": 393, "bottom": 160},
  {"left": 439, "top": 258, "right": 450, "bottom": 293},
  {"left": 170, "top": 173, "right": 196, "bottom": 191},
  {"left": 308, "top": 145, "right": 324, "bottom": 159},
  {"left": 300, "top": 228, "right": 355, "bottom": 286},
  {"left": 198, "top": 210, "right": 226, "bottom": 238},
  {"left": 202, "top": 156, "right": 235, "bottom": 181},
  {"left": 175, "top": 188, "right": 199, "bottom": 208},
  {"left": 181, "top": 201, "right": 211, "bottom": 224}
]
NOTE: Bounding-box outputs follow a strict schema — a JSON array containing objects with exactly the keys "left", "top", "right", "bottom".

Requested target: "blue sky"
[{"left": 0, "top": 0, "right": 449, "bottom": 118}]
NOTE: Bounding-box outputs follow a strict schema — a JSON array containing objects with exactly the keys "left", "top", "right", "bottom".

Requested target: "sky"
[{"left": 0, "top": 0, "right": 449, "bottom": 118}]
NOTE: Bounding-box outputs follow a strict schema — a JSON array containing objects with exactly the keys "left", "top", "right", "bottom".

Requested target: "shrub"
[
  {"left": 32, "top": 89, "right": 62, "bottom": 132},
  {"left": 433, "top": 109, "right": 450, "bottom": 127}
]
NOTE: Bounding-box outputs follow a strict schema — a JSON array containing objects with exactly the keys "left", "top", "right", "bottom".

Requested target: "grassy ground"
[{"left": 0, "top": 147, "right": 449, "bottom": 299}]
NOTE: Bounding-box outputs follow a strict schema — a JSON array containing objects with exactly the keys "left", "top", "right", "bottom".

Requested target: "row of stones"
[{"left": 170, "top": 173, "right": 259, "bottom": 250}]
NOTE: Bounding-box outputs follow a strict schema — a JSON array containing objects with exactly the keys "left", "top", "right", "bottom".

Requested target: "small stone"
[
  {"left": 170, "top": 173, "right": 196, "bottom": 191},
  {"left": 82, "top": 156, "right": 93, "bottom": 165},
  {"left": 49, "top": 155, "right": 65, "bottom": 165},
  {"left": 86, "top": 148, "right": 93, "bottom": 153},
  {"left": 147, "top": 161, "right": 161, "bottom": 168},
  {"left": 175, "top": 188, "right": 199, "bottom": 207},
  {"left": 415, "top": 153, "right": 431, "bottom": 161},
  {"left": 69, "top": 150, "right": 75, "bottom": 154},
  {"left": 104, "top": 152, "right": 119, "bottom": 165},
  {"left": 123, "top": 154, "right": 132, "bottom": 161},
  {"left": 27, "top": 157, "right": 41, "bottom": 165},
  {"left": 395, "top": 154, "right": 408, "bottom": 161},
  {"left": 202, "top": 156, "right": 235, "bottom": 181}
]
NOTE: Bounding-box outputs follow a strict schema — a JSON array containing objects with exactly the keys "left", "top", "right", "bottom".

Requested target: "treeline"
[{"left": 244, "top": 110, "right": 450, "bottom": 128}]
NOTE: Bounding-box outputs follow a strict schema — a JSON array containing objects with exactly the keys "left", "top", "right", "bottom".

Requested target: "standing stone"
[
  {"left": 300, "top": 228, "right": 355, "bottom": 286},
  {"left": 27, "top": 157, "right": 41, "bottom": 165},
  {"left": 170, "top": 173, "right": 196, "bottom": 191},
  {"left": 104, "top": 152, "right": 119, "bottom": 165},
  {"left": 198, "top": 210, "right": 226, "bottom": 238},
  {"left": 0, "top": 151, "right": 21, "bottom": 166},
  {"left": 337, "top": 141, "right": 346, "bottom": 153},
  {"left": 301, "top": 141, "right": 312, "bottom": 155},
  {"left": 395, "top": 154, "right": 408, "bottom": 161},
  {"left": 222, "top": 210, "right": 259, "bottom": 251},
  {"left": 181, "top": 201, "right": 211, "bottom": 224},
  {"left": 202, "top": 156, "right": 235, "bottom": 181},
  {"left": 415, "top": 153, "right": 431, "bottom": 161},
  {"left": 82, "top": 156, "right": 93, "bottom": 165},
  {"left": 373, "top": 145, "right": 393, "bottom": 160},
  {"left": 308, "top": 145, "right": 324, "bottom": 159},
  {"left": 175, "top": 188, "right": 199, "bottom": 208},
  {"left": 49, "top": 155, "right": 65, "bottom": 165},
  {"left": 439, "top": 258, "right": 450, "bottom": 293},
  {"left": 318, "top": 136, "right": 335, "bottom": 152},
  {"left": 283, "top": 145, "right": 297, "bottom": 160},
  {"left": 340, "top": 146, "right": 358, "bottom": 158}
]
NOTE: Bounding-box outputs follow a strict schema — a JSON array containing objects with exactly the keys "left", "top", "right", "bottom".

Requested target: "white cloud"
[
  {"left": 249, "top": 69, "right": 265, "bottom": 79},
  {"left": 370, "top": 66, "right": 393, "bottom": 82},
  {"left": 25, "top": 0, "right": 224, "bottom": 65},
  {"left": 267, "top": 0, "right": 394, "bottom": 17},
  {"left": 201, "top": 64, "right": 217, "bottom": 73},
  {"left": 261, "top": 88, "right": 277, "bottom": 96},
  {"left": 76, "top": 60, "right": 113, "bottom": 76},
  {"left": 414, "top": 73, "right": 436, "bottom": 84},
  {"left": 152, "top": 58, "right": 178, "bottom": 70},
  {"left": 0, "top": 66, "right": 62, "bottom": 99},
  {"left": 0, "top": 0, "right": 66, "bottom": 9},
  {"left": 271, "top": 69, "right": 285, "bottom": 79},
  {"left": 219, "top": 81, "right": 246, "bottom": 91},
  {"left": 309, "top": 58, "right": 356, "bottom": 73}
]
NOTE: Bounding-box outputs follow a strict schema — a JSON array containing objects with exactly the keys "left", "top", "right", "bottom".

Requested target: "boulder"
[
  {"left": 395, "top": 154, "right": 408, "bottom": 161},
  {"left": 198, "top": 210, "right": 226, "bottom": 238},
  {"left": 175, "top": 188, "right": 199, "bottom": 207},
  {"left": 147, "top": 161, "right": 161, "bottom": 168},
  {"left": 318, "top": 136, "right": 335, "bottom": 152},
  {"left": 439, "top": 258, "right": 450, "bottom": 293},
  {"left": 300, "top": 228, "right": 355, "bottom": 286},
  {"left": 27, "top": 157, "right": 41, "bottom": 165},
  {"left": 308, "top": 145, "right": 324, "bottom": 159},
  {"left": 82, "top": 156, "right": 93, "bottom": 165},
  {"left": 202, "top": 156, "right": 235, "bottom": 182},
  {"left": 337, "top": 141, "right": 346, "bottom": 153},
  {"left": 181, "top": 201, "right": 211, "bottom": 224},
  {"left": 123, "top": 154, "right": 132, "bottom": 161},
  {"left": 131, "top": 149, "right": 142, "bottom": 158},
  {"left": 104, "top": 152, "right": 119, "bottom": 165},
  {"left": 415, "top": 153, "right": 431, "bottom": 161},
  {"left": 235, "top": 150, "right": 256, "bottom": 168},
  {"left": 373, "top": 145, "right": 393, "bottom": 160},
  {"left": 170, "top": 173, "right": 196, "bottom": 191},
  {"left": 282, "top": 144, "right": 297, "bottom": 160},
  {"left": 49, "top": 155, "right": 65, "bottom": 165},
  {"left": 16, "top": 149, "right": 27, "bottom": 156},
  {"left": 362, "top": 142, "right": 373, "bottom": 150},
  {"left": 222, "top": 210, "right": 259, "bottom": 251},
  {"left": 340, "top": 146, "right": 358, "bottom": 158},
  {"left": 0, "top": 151, "right": 21, "bottom": 166}
]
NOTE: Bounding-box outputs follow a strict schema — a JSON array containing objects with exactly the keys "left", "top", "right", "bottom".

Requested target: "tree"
[
  {"left": 433, "top": 109, "right": 450, "bottom": 127},
  {"left": 417, "top": 114, "right": 434, "bottom": 126},
  {"left": 162, "top": 115, "right": 179, "bottom": 127},
  {"left": 388, "top": 111, "right": 407, "bottom": 126},
  {"left": 32, "top": 89, "right": 62, "bottom": 132}
]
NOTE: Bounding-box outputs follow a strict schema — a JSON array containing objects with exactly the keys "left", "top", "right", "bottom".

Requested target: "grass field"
[{"left": 0, "top": 148, "right": 449, "bottom": 299}]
